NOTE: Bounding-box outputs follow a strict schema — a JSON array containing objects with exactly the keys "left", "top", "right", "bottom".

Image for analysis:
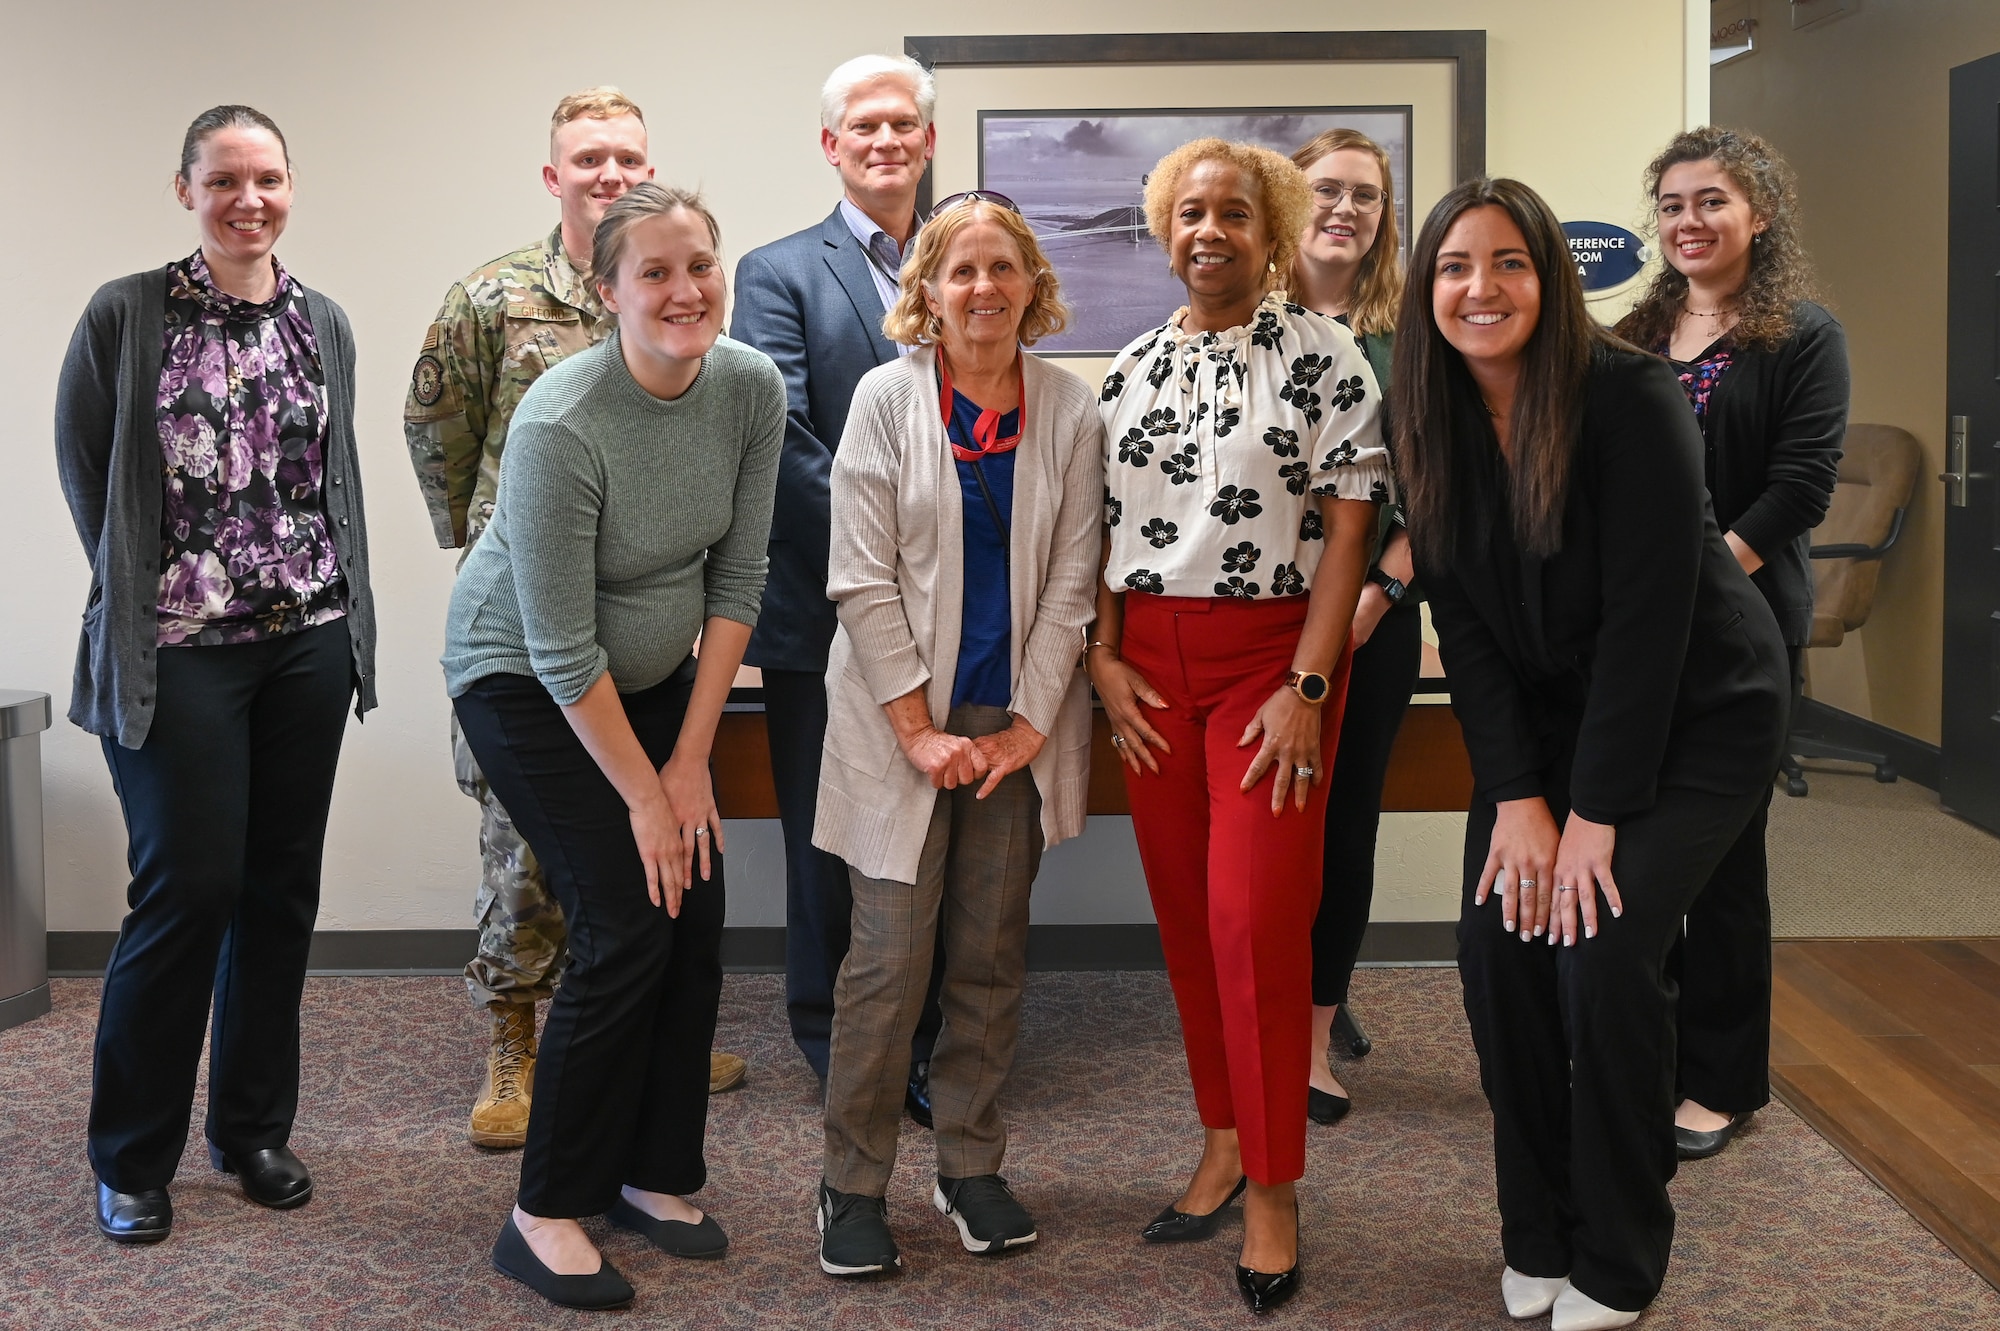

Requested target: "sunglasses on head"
[{"left": 929, "top": 189, "right": 1021, "bottom": 216}]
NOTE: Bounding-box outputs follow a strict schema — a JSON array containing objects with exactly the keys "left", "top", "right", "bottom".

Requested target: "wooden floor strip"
[{"left": 1773, "top": 939, "right": 2000, "bottom": 1293}]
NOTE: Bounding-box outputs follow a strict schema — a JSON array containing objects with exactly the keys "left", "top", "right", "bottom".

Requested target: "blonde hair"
[
  {"left": 1142, "top": 138, "right": 1313, "bottom": 288},
  {"left": 881, "top": 201, "right": 1069, "bottom": 348},
  {"left": 587, "top": 183, "right": 723, "bottom": 297},
  {"left": 549, "top": 86, "right": 646, "bottom": 155},
  {"left": 1288, "top": 128, "right": 1404, "bottom": 337}
]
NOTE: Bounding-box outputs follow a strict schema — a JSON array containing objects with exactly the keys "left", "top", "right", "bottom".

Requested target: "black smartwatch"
[
  {"left": 1286, "top": 670, "right": 1331, "bottom": 705},
  {"left": 1367, "top": 567, "right": 1408, "bottom": 605}
]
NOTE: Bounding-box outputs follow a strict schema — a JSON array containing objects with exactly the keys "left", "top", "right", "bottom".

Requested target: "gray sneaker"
[
  {"left": 934, "top": 1174, "right": 1038, "bottom": 1254},
  {"left": 817, "top": 1182, "right": 900, "bottom": 1276}
]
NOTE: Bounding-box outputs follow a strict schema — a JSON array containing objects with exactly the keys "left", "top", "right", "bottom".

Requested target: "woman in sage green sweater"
[{"left": 443, "top": 184, "right": 782, "bottom": 1312}]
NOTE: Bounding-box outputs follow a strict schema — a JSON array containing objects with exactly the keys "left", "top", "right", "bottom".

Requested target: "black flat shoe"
[
  {"left": 1307, "top": 1086, "right": 1352, "bottom": 1126},
  {"left": 492, "top": 1216, "right": 634, "bottom": 1310},
  {"left": 1237, "top": 1260, "right": 1302, "bottom": 1315},
  {"left": 1676, "top": 1112, "right": 1747, "bottom": 1160},
  {"left": 608, "top": 1194, "right": 728, "bottom": 1259},
  {"left": 905, "top": 1060, "right": 934, "bottom": 1131},
  {"left": 95, "top": 1182, "right": 171, "bottom": 1244},
  {"left": 1140, "top": 1176, "right": 1247, "bottom": 1243},
  {"left": 209, "top": 1143, "right": 313, "bottom": 1209}
]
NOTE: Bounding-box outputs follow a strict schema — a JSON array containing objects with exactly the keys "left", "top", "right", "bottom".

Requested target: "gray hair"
[{"left": 819, "top": 54, "right": 936, "bottom": 132}]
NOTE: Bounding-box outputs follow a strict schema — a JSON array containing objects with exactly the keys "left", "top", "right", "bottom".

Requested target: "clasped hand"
[
  {"left": 1476, "top": 798, "right": 1623, "bottom": 946},
  {"left": 901, "top": 716, "right": 1046, "bottom": 799},
  {"left": 628, "top": 754, "right": 723, "bottom": 917}
]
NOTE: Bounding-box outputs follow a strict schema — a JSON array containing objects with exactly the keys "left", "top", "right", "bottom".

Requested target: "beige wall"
[
  {"left": 1713, "top": 1, "right": 2000, "bottom": 743},
  {"left": 1, "top": 0, "right": 1707, "bottom": 932}
]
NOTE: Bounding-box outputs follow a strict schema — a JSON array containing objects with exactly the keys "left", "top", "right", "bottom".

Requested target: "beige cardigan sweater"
[{"left": 812, "top": 347, "right": 1106, "bottom": 884}]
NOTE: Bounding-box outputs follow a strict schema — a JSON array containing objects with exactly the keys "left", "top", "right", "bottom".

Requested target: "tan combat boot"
[
  {"left": 469, "top": 1004, "right": 536, "bottom": 1148},
  {"left": 709, "top": 1050, "right": 747, "bottom": 1094}
]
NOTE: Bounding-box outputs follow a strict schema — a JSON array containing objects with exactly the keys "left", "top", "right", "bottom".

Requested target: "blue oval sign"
[{"left": 1562, "top": 221, "right": 1651, "bottom": 291}]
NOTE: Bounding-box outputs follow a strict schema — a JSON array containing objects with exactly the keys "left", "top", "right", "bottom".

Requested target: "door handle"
[{"left": 1941, "top": 415, "right": 1968, "bottom": 508}]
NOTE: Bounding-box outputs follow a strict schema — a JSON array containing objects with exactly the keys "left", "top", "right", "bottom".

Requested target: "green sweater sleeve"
[{"left": 501, "top": 416, "right": 611, "bottom": 704}]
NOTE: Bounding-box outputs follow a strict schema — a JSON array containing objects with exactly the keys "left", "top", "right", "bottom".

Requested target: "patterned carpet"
[{"left": 2, "top": 970, "right": 1995, "bottom": 1330}]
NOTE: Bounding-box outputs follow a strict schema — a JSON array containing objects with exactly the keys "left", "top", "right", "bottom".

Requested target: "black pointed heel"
[
  {"left": 1237, "top": 1261, "right": 1302, "bottom": 1314},
  {"left": 1307, "top": 1086, "right": 1352, "bottom": 1125},
  {"left": 1139, "top": 1176, "right": 1247, "bottom": 1243}
]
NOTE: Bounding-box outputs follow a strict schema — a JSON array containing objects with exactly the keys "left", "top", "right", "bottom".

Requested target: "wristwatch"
[
  {"left": 1286, "top": 670, "right": 1331, "bottom": 705},
  {"left": 1367, "top": 567, "right": 1408, "bottom": 605}
]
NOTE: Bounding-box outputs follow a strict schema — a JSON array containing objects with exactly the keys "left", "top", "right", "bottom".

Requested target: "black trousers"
[
  {"left": 1458, "top": 760, "right": 1772, "bottom": 1313},
  {"left": 1311, "top": 602, "right": 1423, "bottom": 1007},
  {"left": 454, "top": 669, "right": 722, "bottom": 1217},
  {"left": 1670, "top": 646, "right": 1800, "bottom": 1114},
  {"left": 88, "top": 619, "right": 353, "bottom": 1193},
  {"left": 762, "top": 668, "right": 940, "bottom": 1082}
]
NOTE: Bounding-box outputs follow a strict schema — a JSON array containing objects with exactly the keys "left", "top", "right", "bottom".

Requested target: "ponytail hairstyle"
[{"left": 178, "top": 105, "right": 289, "bottom": 181}]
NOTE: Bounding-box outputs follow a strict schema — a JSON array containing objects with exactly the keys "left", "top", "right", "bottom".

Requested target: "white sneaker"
[
  {"left": 1551, "top": 1283, "right": 1641, "bottom": 1331},
  {"left": 1502, "top": 1267, "right": 1569, "bottom": 1319}
]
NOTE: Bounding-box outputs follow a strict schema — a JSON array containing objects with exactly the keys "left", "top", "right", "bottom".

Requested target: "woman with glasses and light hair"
[
  {"left": 444, "top": 182, "right": 783, "bottom": 1310},
  {"left": 1614, "top": 127, "right": 1846, "bottom": 1164},
  {"left": 1287, "top": 126, "right": 1417, "bottom": 1127},
  {"left": 811, "top": 191, "right": 1102, "bottom": 1279},
  {"left": 1088, "top": 139, "right": 1388, "bottom": 1315}
]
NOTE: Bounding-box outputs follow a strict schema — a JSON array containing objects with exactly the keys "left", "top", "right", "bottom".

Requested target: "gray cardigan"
[{"left": 55, "top": 267, "right": 379, "bottom": 748}]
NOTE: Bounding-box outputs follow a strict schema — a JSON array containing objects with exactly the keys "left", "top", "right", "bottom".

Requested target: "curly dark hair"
[{"left": 1615, "top": 126, "right": 1821, "bottom": 353}]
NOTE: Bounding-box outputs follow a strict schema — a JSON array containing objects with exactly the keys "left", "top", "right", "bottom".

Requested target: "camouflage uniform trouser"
[{"left": 452, "top": 713, "right": 568, "bottom": 1007}]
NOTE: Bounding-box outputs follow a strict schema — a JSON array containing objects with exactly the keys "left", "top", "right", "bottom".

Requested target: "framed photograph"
[
  {"left": 911, "top": 30, "right": 1485, "bottom": 371},
  {"left": 980, "top": 106, "right": 1411, "bottom": 355}
]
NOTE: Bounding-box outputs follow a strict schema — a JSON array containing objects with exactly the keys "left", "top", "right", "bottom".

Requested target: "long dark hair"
[
  {"left": 1616, "top": 126, "right": 1820, "bottom": 352},
  {"left": 1392, "top": 177, "right": 1624, "bottom": 565}
]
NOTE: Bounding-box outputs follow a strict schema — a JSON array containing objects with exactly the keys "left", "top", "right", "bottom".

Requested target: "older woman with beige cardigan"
[{"left": 810, "top": 193, "right": 1103, "bottom": 1279}]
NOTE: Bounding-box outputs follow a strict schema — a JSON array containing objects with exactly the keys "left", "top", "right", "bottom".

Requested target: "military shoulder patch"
[{"left": 412, "top": 354, "right": 445, "bottom": 406}]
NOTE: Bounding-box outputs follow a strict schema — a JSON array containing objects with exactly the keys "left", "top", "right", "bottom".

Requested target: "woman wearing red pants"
[{"left": 1086, "top": 138, "right": 1387, "bottom": 1316}]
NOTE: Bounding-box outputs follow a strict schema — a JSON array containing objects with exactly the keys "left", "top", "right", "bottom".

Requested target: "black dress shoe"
[
  {"left": 1307, "top": 1086, "right": 1352, "bottom": 1126},
  {"left": 208, "top": 1144, "right": 313, "bottom": 1209},
  {"left": 1676, "top": 1112, "right": 1747, "bottom": 1160},
  {"left": 95, "top": 1182, "right": 171, "bottom": 1244},
  {"left": 905, "top": 1060, "right": 934, "bottom": 1131},
  {"left": 492, "top": 1216, "right": 634, "bottom": 1310},
  {"left": 608, "top": 1194, "right": 729, "bottom": 1259},
  {"left": 1237, "top": 1260, "right": 1303, "bottom": 1315},
  {"left": 1139, "top": 1176, "right": 1247, "bottom": 1243}
]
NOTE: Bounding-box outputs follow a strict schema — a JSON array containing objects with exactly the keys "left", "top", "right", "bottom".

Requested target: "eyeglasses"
[
  {"left": 930, "top": 189, "right": 1021, "bottom": 216},
  {"left": 1311, "top": 182, "right": 1385, "bottom": 214}
]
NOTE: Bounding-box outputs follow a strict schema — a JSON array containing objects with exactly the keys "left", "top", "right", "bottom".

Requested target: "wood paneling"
[
  {"left": 1772, "top": 939, "right": 2000, "bottom": 1291},
  {"left": 710, "top": 701, "right": 1476, "bottom": 820}
]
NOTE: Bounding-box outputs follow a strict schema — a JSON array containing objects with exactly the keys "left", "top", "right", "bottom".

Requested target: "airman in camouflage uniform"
[{"left": 406, "top": 90, "right": 746, "bottom": 1151}]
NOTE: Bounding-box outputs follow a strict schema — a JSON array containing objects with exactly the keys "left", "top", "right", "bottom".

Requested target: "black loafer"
[
  {"left": 209, "top": 1144, "right": 313, "bottom": 1209},
  {"left": 905, "top": 1060, "right": 934, "bottom": 1131},
  {"left": 1676, "top": 1112, "right": 1747, "bottom": 1160},
  {"left": 95, "top": 1181, "right": 171, "bottom": 1244},
  {"left": 1237, "top": 1260, "right": 1302, "bottom": 1315},
  {"left": 1307, "top": 1086, "right": 1352, "bottom": 1125},
  {"left": 608, "top": 1194, "right": 728, "bottom": 1259},
  {"left": 1139, "top": 1176, "right": 1247, "bottom": 1243},
  {"left": 493, "top": 1216, "right": 634, "bottom": 1310}
]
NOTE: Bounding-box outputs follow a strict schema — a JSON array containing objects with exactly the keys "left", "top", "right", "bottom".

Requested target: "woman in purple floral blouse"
[{"left": 55, "top": 105, "right": 377, "bottom": 1247}]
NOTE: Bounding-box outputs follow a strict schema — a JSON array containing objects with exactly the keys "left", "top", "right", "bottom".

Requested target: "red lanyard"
[{"left": 937, "top": 350, "right": 1024, "bottom": 462}]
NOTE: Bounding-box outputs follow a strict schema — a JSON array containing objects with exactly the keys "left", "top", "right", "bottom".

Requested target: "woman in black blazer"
[
  {"left": 1616, "top": 127, "right": 1848, "bottom": 1160},
  {"left": 1395, "top": 178, "right": 1788, "bottom": 1330},
  {"left": 55, "top": 106, "right": 375, "bottom": 1246}
]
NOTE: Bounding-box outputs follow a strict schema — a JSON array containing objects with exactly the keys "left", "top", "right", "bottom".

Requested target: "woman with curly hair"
[
  {"left": 1614, "top": 127, "right": 1847, "bottom": 1163},
  {"left": 1087, "top": 138, "right": 1388, "bottom": 1314},
  {"left": 1287, "top": 127, "right": 1416, "bottom": 1127}
]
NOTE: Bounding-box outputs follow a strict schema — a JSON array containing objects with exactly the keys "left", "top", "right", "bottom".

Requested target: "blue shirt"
[
  {"left": 947, "top": 385, "right": 1016, "bottom": 710},
  {"left": 837, "top": 198, "right": 918, "bottom": 359}
]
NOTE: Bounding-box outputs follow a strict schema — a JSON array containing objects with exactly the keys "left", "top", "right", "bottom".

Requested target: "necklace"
[{"left": 1683, "top": 307, "right": 1733, "bottom": 318}]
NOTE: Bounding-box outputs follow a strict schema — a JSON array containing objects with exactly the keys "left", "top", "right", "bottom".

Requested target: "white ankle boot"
[
  {"left": 1502, "top": 1267, "right": 1568, "bottom": 1319},
  {"left": 1551, "top": 1283, "right": 1641, "bottom": 1330}
]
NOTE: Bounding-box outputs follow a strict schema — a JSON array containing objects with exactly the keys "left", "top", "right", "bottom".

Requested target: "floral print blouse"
[
  {"left": 1663, "top": 335, "right": 1735, "bottom": 429},
  {"left": 156, "top": 252, "right": 346, "bottom": 646},
  {"left": 1099, "top": 293, "right": 1392, "bottom": 599}
]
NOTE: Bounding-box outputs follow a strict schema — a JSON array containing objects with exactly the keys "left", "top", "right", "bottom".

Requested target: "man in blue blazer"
[{"left": 730, "top": 53, "right": 945, "bottom": 1114}]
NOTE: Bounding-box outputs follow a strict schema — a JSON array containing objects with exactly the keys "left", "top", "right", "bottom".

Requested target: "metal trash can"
[{"left": 0, "top": 690, "right": 52, "bottom": 1033}]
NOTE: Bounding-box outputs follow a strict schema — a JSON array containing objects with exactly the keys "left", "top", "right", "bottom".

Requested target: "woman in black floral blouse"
[
  {"left": 1085, "top": 138, "right": 1388, "bottom": 1316},
  {"left": 55, "top": 105, "right": 376, "bottom": 1246}
]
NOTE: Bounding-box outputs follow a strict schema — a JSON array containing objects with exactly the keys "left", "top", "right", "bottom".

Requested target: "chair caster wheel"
[
  {"left": 1784, "top": 775, "right": 1808, "bottom": 797},
  {"left": 1873, "top": 764, "right": 1898, "bottom": 784},
  {"left": 1334, "top": 1005, "right": 1372, "bottom": 1059}
]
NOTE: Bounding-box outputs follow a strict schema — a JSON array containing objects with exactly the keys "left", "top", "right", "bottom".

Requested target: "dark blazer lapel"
[{"left": 819, "top": 208, "right": 898, "bottom": 365}]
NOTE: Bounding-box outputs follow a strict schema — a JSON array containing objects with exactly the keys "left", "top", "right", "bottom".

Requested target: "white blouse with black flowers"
[{"left": 1099, "top": 293, "right": 1391, "bottom": 600}]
